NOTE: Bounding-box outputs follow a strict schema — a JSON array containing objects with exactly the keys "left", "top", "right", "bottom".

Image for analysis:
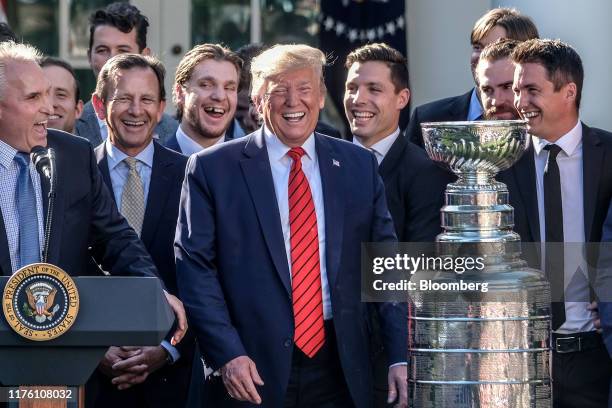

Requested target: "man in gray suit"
[{"left": 75, "top": 2, "right": 177, "bottom": 146}]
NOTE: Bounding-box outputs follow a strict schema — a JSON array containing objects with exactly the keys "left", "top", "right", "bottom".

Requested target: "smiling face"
[
  {"left": 344, "top": 61, "right": 409, "bottom": 146},
  {"left": 88, "top": 25, "right": 148, "bottom": 78},
  {"left": 97, "top": 66, "right": 165, "bottom": 156},
  {"left": 476, "top": 57, "right": 519, "bottom": 120},
  {"left": 42, "top": 64, "right": 83, "bottom": 133},
  {"left": 513, "top": 62, "right": 578, "bottom": 141},
  {"left": 175, "top": 58, "right": 239, "bottom": 143},
  {"left": 0, "top": 60, "right": 52, "bottom": 152},
  {"left": 257, "top": 66, "right": 324, "bottom": 147}
]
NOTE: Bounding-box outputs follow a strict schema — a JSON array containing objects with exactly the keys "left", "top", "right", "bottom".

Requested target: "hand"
[
  {"left": 98, "top": 346, "right": 141, "bottom": 378},
  {"left": 387, "top": 364, "right": 408, "bottom": 408},
  {"left": 111, "top": 346, "right": 168, "bottom": 390},
  {"left": 164, "top": 291, "right": 188, "bottom": 345},
  {"left": 588, "top": 301, "right": 601, "bottom": 333},
  {"left": 221, "top": 356, "right": 264, "bottom": 404}
]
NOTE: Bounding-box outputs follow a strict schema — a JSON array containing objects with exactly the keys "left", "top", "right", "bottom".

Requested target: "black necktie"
[{"left": 544, "top": 144, "right": 565, "bottom": 330}]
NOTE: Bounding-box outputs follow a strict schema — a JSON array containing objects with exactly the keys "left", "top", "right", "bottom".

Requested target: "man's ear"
[
  {"left": 75, "top": 99, "right": 84, "bottom": 120},
  {"left": 91, "top": 94, "right": 106, "bottom": 120},
  {"left": 565, "top": 82, "right": 577, "bottom": 102},
  {"left": 141, "top": 47, "right": 151, "bottom": 56},
  {"left": 397, "top": 88, "right": 410, "bottom": 110}
]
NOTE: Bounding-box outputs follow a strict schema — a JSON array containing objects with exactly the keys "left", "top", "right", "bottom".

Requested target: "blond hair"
[{"left": 250, "top": 44, "right": 326, "bottom": 100}]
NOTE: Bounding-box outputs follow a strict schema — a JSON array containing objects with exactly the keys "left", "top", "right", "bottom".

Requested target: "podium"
[{"left": 0, "top": 276, "right": 174, "bottom": 407}]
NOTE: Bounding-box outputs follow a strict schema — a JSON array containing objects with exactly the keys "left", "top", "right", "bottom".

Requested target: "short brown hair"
[
  {"left": 511, "top": 39, "right": 583, "bottom": 109},
  {"left": 471, "top": 8, "right": 539, "bottom": 45},
  {"left": 479, "top": 38, "right": 520, "bottom": 63},
  {"left": 345, "top": 43, "right": 408, "bottom": 92},
  {"left": 173, "top": 43, "right": 242, "bottom": 121},
  {"left": 94, "top": 53, "right": 165, "bottom": 102}
]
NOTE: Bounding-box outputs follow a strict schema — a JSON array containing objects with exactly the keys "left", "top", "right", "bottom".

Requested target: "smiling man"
[
  {"left": 175, "top": 43, "right": 408, "bottom": 407},
  {"left": 165, "top": 43, "right": 243, "bottom": 155},
  {"left": 89, "top": 53, "right": 193, "bottom": 408},
  {"left": 496, "top": 39, "right": 612, "bottom": 408},
  {"left": 40, "top": 57, "right": 83, "bottom": 134}
]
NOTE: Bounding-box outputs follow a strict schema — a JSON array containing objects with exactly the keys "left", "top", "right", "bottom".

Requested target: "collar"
[
  {"left": 352, "top": 127, "right": 400, "bottom": 160},
  {"left": 263, "top": 125, "right": 316, "bottom": 163},
  {"left": 467, "top": 88, "right": 483, "bottom": 121},
  {"left": 0, "top": 139, "right": 19, "bottom": 169},
  {"left": 533, "top": 120, "right": 582, "bottom": 157},
  {"left": 105, "top": 138, "right": 154, "bottom": 171},
  {"left": 176, "top": 124, "right": 225, "bottom": 156}
]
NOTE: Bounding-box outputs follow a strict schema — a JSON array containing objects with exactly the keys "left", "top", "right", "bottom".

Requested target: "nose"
[
  {"left": 514, "top": 90, "right": 527, "bottom": 112},
  {"left": 128, "top": 99, "right": 143, "bottom": 116},
  {"left": 352, "top": 88, "right": 367, "bottom": 105},
  {"left": 284, "top": 87, "right": 299, "bottom": 107},
  {"left": 210, "top": 84, "right": 225, "bottom": 102},
  {"left": 41, "top": 93, "right": 53, "bottom": 116}
]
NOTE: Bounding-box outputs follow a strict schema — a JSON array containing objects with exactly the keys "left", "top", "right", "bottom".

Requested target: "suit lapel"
[
  {"left": 94, "top": 146, "right": 114, "bottom": 197},
  {"left": 378, "top": 133, "right": 406, "bottom": 178},
  {"left": 77, "top": 102, "right": 103, "bottom": 146},
  {"left": 0, "top": 211, "right": 10, "bottom": 275},
  {"left": 316, "top": 134, "right": 344, "bottom": 290},
  {"left": 582, "top": 124, "right": 603, "bottom": 242},
  {"left": 511, "top": 145, "right": 540, "bottom": 241},
  {"left": 140, "top": 143, "right": 173, "bottom": 249},
  {"left": 449, "top": 89, "right": 474, "bottom": 120},
  {"left": 240, "top": 130, "right": 292, "bottom": 296}
]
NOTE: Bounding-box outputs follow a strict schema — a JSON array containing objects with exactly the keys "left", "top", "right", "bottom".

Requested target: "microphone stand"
[{"left": 42, "top": 148, "right": 55, "bottom": 263}]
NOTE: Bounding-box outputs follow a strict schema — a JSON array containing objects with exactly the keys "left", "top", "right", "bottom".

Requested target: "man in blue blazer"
[
  {"left": 86, "top": 53, "right": 193, "bottom": 407},
  {"left": 175, "top": 44, "right": 407, "bottom": 407}
]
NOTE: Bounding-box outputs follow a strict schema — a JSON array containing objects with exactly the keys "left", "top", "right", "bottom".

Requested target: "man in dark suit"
[
  {"left": 175, "top": 44, "right": 407, "bottom": 407},
  {"left": 497, "top": 39, "right": 612, "bottom": 408},
  {"left": 343, "top": 42, "right": 452, "bottom": 407},
  {"left": 405, "top": 8, "right": 539, "bottom": 147},
  {"left": 0, "top": 41, "right": 186, "bottom": 344},
  {"left": 75, "top": 2, "right": 177, "bottom": 146},
  {"left": 165, "top": 44, "right": 243, "bottom": 155},
  {"left": 84, "top": 53, "right": 193, "bottom": 407}
]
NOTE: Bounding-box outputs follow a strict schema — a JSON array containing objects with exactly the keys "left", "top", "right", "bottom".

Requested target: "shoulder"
[
  {"left": 318, "top": 132, "right": 373, "bottom": 162},
  {"left": 47, "top": 129, "right": 92, "bottom": 152},
  {"left": 412, "top": 92, "right": 469, "bottom": 116},
  {"left": 154, "top": 141, "right": 188, "bottom": 167},
  {"left": 584, "top": 123, "right": 612, "bottom": 145}
]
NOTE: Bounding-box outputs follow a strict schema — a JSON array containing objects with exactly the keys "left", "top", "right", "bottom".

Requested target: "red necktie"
[{"left": 287, "top": 147, "right": 325, "bottom": 358}]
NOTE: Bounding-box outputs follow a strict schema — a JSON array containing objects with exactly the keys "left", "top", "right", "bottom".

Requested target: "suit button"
[{"left": 284, "top": 339, "right": 292, "bottom": 348}]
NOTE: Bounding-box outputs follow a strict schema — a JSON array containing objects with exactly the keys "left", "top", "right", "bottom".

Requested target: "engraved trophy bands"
[
  {"left": 409, "top": 121, "right": 551, "bottom": 407},
  {"left": 2, "top": 263, "right": 79, "bottom": 341}
]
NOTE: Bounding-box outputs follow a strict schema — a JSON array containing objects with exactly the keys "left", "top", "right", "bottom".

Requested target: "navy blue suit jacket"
[
  {"left": 92, "top": 141, "right": 193, "bottom": 408},
  {"left": 175, "top": 129, "right": 406, "bottom": 407},
  {"left": 0, "top": 129, "right": 158, "bottom": 277}
]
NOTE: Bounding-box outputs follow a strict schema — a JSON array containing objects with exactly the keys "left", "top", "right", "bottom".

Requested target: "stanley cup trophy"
[{"left": 408, "top": 120, "right": 551, "bottom": 407}]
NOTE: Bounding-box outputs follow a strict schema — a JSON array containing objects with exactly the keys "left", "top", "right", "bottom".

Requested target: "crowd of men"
[{"left": 1, "top": 2, "right": 612, "bottom": 408}]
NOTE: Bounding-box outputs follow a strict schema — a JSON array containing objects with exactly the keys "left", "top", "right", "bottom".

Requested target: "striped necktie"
[{"left": 287, "top": 147, "right": 325, "bottom": 357}]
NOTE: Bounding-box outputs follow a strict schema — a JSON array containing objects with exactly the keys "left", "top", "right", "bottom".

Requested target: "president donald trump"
[{"left": 175, "top": 44, "right": 407, "bottom": 407}]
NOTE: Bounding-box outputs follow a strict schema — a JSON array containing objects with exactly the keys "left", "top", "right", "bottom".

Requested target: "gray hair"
[
  {"left": 250, "top": 44, "right": 326, "bottom": 100},
  {"left": 0, "top": 41, "right": 42, "bottom": 100}
]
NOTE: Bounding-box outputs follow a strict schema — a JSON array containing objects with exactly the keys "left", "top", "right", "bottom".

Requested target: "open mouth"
[
  {"left": 204, "top": 106, "right": 226, "bottom": 118},
  {"left": 34, "top": 120, "right": 47, "bottom": 134},
  {"left": 522, "top": 111, "right": 539, "bottom": 120},
  {"left": 282, "top": 112, "right": 305, "bottom": 122},
  {"left": 352, "top": 111, "right": 374, "bottom": 123},
  {"left": 48, "top": 114, "right": 61, "bottom": 120},
  {"left": 122, "top": 120, "right": 146, "bottom": 128}
]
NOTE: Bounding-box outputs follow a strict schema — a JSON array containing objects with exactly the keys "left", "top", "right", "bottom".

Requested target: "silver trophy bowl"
[{"left": 408, "top": 120, "right": 551, "bottom": 408}]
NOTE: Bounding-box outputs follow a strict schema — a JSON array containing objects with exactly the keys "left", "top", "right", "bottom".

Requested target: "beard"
[{"left": 484, "top": 103, "right": 520, "bottom": 120}]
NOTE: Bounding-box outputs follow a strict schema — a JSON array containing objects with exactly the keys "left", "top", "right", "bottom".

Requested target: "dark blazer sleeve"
[
  {"left": 175, "top": 154, "right": 247, "bottom": 369},
  {"left": 368, "top": 154, "right": 408, "bottom": 365},
  {"left": 86, "top": 145, "right": 159, "bottom": 279}
]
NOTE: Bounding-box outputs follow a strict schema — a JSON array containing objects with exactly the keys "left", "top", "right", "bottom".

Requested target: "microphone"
[{"left": 30, "top": 145, "right": 54, "bottom": 180}]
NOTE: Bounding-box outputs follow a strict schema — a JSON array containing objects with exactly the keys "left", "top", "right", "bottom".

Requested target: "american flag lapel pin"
[{"left": 332, "top": 159, "right": 340, "bottom": 167}]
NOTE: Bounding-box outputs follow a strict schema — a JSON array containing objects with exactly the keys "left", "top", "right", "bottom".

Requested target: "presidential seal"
[{"left": 2, "top": 263, "right": 79, "bottom": 341}]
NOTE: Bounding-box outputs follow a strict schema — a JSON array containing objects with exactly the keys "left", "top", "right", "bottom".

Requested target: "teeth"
[
  {"left": 48, "top": 115, "right": 60, "bottom": 120},
  {"left": 35, "top": 121, "right": 47, "bottom": 126},
  {"left": 123, "top": 120, "right": 145, "bottom": 126},
  {"left": 523, "top": 111, "right": 538, "bottom": 118},
  {"left": 353, "top": 111, "right": 374, "bottom": 119},
  {"left": 204, "top": 107, "right": 225, "bottom": 114},
  {"left": 282, "top": 112, "right": 305, "bottom": 119}
]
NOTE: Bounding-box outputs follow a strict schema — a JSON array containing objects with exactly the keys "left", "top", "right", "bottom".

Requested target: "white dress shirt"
[
  {"left": 0, "top": 139, "right": 45, "bottom": 273},
  {"left": 352, "top": 127, "right": 401, "bottom": 164},
  {"left": 264, "top": 126, "right": 331, "bottom": 319},
  {"left": 533, "top": 120, "right": 594, "bottom": 333},
  {"left": 176, "top": 124, "right": 225, "bottom": 157}
]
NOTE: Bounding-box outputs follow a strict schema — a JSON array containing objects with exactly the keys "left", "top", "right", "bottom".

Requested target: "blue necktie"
[{"left": 14, "top": 152, "right": 40, "bottom": 268}]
